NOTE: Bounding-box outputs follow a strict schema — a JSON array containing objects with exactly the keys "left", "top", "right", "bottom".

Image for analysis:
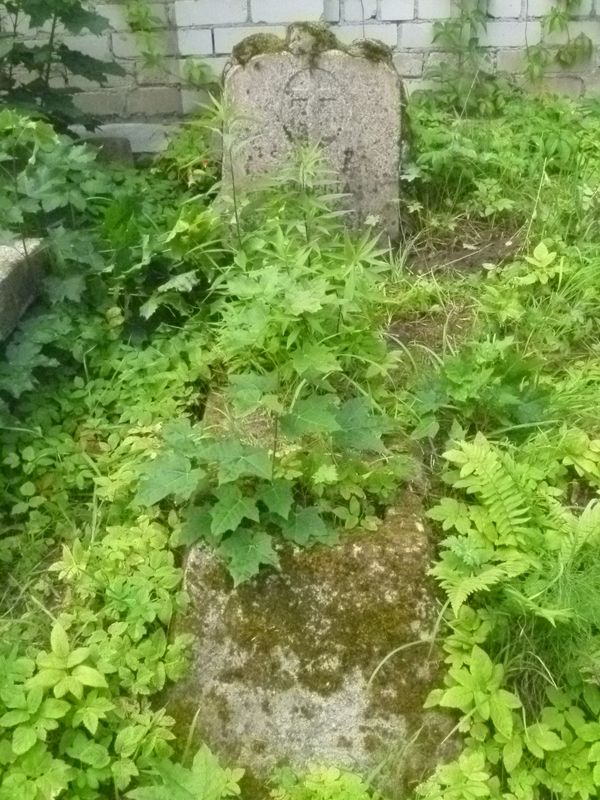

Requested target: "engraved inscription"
[{"left": 280, "top": 69, "right": 348, "bottom": 145}]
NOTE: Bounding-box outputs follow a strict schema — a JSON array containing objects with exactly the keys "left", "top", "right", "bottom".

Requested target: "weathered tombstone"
[
  {"left": 0, "top": 240, "right": 45, "bottom": 340},
  {"left": 169, "top": 493, "right": 453, "bottom": 797},
  {"left": 223, "top": 24, "right": 403, "bottom": 239}
]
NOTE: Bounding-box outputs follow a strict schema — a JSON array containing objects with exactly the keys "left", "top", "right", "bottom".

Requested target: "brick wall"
[{"left": 62, "top": 0, "right": 600, "bottom": 150}]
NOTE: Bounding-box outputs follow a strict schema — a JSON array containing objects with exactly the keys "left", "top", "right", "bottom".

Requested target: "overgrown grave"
[
  {"left": 222, "top": 23, "right": 403, "bottom": 241},
  {"left": 129, "top": 131, "right": 457, "bottom": 791}
]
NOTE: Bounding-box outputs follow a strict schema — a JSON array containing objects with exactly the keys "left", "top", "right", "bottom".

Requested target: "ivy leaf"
[
  {"left": 210, "top": 485, "right": 259, "bottom": 537},
  {"left": 258, "top": 480, "right": 293, "bottom": 519},
  {"left": 217, "top": 529, "right": 279, "bottom": 586},
  {"left": 281, "top": 507, "right": 338, "bottom": 547},
  {"left": 136, "top": 452, "right": 204, "bottom": 506},
  {"left": 281, "top": 396, "right": 340, "bottom": 438},
  {"left": 333, "top": 398, "right": 386, "bottom": 452}
]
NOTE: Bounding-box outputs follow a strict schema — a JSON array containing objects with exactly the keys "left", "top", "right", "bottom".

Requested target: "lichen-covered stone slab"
[
  {"left": 223, "top": 26, "right": 402, "bottom": 239},
  {"left": 170, "top": 493, "right": 453, "bottom": 796},
  {"left": 0, "top": 240, "right": 45, "bottom": 340}
]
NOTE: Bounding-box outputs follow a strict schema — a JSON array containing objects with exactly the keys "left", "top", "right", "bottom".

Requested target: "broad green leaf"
[
  {"left": 226, "top": 371, "right": 279, "bottom": 413},
  {"left": 526, "top": 723, "right": 565, "bottom": 756},
  {"left": 438, "top": 685, "right": 473, "bottom": 712},
  {"left": 55, "top": 676, "right": 83, "bottom": 700},
  {"left": 40, "top": 699, "right": 71, "bottom": 719},
  {"left": 136, "top": 452, "right": 204, "bottom": 506},
  {"left": 27, "top": 668, "right": 64, "bottom": 690},
  {"left": 0, "top": 710, "right": 29, "bottom": 728},
  {"left": 217, "top": 445, "right": 272, "bottom": 485},
  {"left": 503, "top": 736, "right": 523, "bottom": 772},
  {"left": 210, "top": 485, "right": 259, "bottom": 537},
  {"left": 12, "top": 725, "right": 37, "bottom": 755},
  {"left": 281, "top": 396, "right": 340, "bottom": 438},
  {"left": 489, "top": 691, "right": 513, "bottom": 739},
  {"left": 257, "top": 480, "right": 293, "bottom": 519},
  {"left": 280, "top": 507, "right": 338, "bottom": 547},
  {"left": 50, "top": 623, "right": 70, "bottom": 660},
  {"left": 217, "top": 530, "right": 279, "bottom": 586},
  {"left": 71, "top": 665, "right": 108, "bottom": 688},
  {"left": 469, "top": 646, "right": 495, "bottom": 685},
  {"left": 66, "top": 733, "right": 111, "bottom": 768},
  {"left": 113, "top": 758, "right": 139, "bottom": 792},
  {"left": 115, "top": 725, "right": 146, "bottom": 758},
  {"left": 332, "top": 398, "right": 386, "bottom": 452},
  {"left": 161, "top": 418, "right": 203, "bottom": 459},
  {"left": 127, "top": 743, "right": 243, "bottom": 798},
  {"left": 175, "top": 504, "right": 213, "bottom": 546},
  {"left": 290, "top": 343, "right": 341, "bottom": 377},
  {"left": 312, "top": 464, "right": 339, "bottom": 485},
  {"left": 26, "top": 687, "right": 43, "bottom": 715},
  {"left": 66, "top": 647, "right": 90, "bottom": 668}
]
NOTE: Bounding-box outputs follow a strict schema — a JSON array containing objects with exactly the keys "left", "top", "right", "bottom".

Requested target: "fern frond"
[
  {"left": 450, "top": 435, "right": 531, "bottom": 545},
  {"left": 441, "top": 566, "right": 507, "bottom": 615}
]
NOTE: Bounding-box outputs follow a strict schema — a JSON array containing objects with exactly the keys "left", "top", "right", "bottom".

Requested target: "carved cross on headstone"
[{"left": 281, "top": 68, "right": 348, "bottom": 144}]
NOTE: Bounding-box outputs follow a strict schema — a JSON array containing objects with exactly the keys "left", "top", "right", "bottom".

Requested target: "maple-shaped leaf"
[
  {"left": 127, "top": 744, "right": 243, "bottom": 800},
  {"left": 226, "top": 371, "right": 280, "bottom": 414},
  {"left": 161, "top": 418, "right": 203, "bottom": 460},
  {"left": 290, "top": 342, "right": 341, "bottom": 377},
  {"left": 333, "top": 398, "right": 386, "bottom": 452},
  {"left": 257, "top": 480, "right": 293, "bottom": 519},
  {"left": 173, "top": 504, "right": 213, "bottom": 547},
  {"left": 217, "top": 529, "right": 279, "bottom": 586},
  {"left": 217, "top": 445, "right": 272, "bottom": 485},
  {"left": 281, "top": 396, "right": 340, "bottom": 438},
  {"left": 210, "top": 485, "right": 259, "bottom": 537},
  {"left": 281, "top": 507, "right": 338, "bottom": 547},
  {"left": 136, "top": 453, "right": 204, "bottom": 506}
]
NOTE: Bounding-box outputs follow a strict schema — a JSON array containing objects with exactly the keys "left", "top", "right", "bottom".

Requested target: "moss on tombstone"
[
  {"left": 348, "top": 39, "right": 394, "bottom": 65},
  {"left": 286, "top": 22, "right": 340, "bottom": 55},
  {"left": 231, "top": 22, "right": 396, "bottom": 73},
  {"left": 232, "top": 33, "right": 286, "bottom": 66}
]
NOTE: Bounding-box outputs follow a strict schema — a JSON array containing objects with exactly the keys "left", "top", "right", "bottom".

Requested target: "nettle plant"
[{"left": 0, "top": 0, "right": 125, "bottom": 127}]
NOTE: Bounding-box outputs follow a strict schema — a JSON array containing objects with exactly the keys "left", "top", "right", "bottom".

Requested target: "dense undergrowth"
[{"left": 3, "top": 85, "right": 600, "bottom": 799}]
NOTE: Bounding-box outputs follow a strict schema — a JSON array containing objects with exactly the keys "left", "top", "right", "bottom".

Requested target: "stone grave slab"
[
  {"left": 223, "top": 25, "right": 403, "bottom": 239},
  {"left": 169, "top": 492, "right": 453, "bottom": 797},
  {"left": 0, "top": 240, "right": 45, "bottom": 340}
]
